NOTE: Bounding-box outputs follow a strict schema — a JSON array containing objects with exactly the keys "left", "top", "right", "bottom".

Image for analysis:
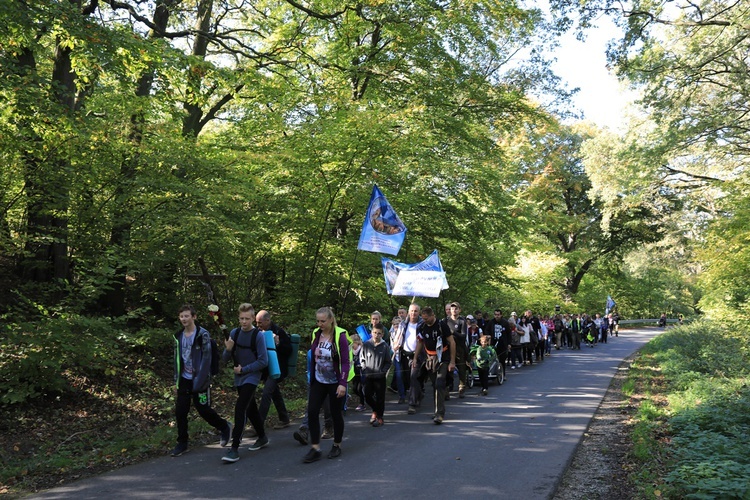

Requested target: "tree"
[
  {"left": 505, "top": 121, "right": 664, "bottom": 299},
  {"left": 554, "top": 0, "right": 749, "bottom": 319}
]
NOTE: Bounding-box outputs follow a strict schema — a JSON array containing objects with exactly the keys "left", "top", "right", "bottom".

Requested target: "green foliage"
[
  {"left": 0, "top": 315, "right": 170, "bottom": 406},
  {"left": 627, "top": 320, "right": 750, "bottom": 498}
]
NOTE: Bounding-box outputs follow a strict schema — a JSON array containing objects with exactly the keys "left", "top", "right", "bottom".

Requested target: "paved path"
[{"left": 33, "top": 328, "right": 661, "bottom": 500}]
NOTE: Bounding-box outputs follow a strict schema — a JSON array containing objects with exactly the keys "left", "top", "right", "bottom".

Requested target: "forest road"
[{"left": 32, "top": 328, "right": 662, "bottom": 500}]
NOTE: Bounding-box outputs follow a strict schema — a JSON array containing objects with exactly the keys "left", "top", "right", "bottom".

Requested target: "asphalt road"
[{"left": 32, "top": 328, "right": 662, "bottom": 500}]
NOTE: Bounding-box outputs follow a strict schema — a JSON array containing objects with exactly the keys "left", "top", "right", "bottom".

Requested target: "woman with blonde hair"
[{"left": 303, "top": 307, "right": 353, "bottom": 463}]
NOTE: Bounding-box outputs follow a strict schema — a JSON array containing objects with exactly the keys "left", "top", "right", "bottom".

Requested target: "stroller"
[{"left": 468, "top": 357, "right": 505, "bottom": 388}]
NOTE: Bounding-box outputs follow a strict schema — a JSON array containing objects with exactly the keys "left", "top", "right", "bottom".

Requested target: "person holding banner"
[
  {"left": 395, "top": 304, "right": 422, "bottom": 403},
  {"left": 408, "top": 306, "right": 456, "bottom": 424}
]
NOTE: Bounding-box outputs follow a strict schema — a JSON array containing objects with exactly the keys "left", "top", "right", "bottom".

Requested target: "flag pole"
[{"left": 339, "top": 248, "right": 361, "bottom": 324}]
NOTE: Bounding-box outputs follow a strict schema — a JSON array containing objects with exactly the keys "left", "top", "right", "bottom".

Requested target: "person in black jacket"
[
  {"left": 256, "top": 310, "right": 293, "bottom": 429},
  {"left": 360, "top": 323, "right": 392, "bottom": 427},
  {"left": 485, "top": 309, "right": 510, "bottom": 379}
]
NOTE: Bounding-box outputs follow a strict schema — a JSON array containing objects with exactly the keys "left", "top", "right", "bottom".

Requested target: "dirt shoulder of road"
[{"left": 553, "top": 353, "right": 638, "bottom": 500}]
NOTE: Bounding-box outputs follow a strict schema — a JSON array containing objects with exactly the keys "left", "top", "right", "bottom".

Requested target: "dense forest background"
[{"left": 2, "top": 0, "right": 748, "bottom": 405}]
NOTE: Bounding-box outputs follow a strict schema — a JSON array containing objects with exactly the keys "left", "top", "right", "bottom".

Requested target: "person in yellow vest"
[{"left": 303, "top": 306, "right": 354, "bottom": 463}]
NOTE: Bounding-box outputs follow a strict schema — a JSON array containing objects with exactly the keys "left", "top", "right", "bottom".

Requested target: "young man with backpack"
[
  {"left": 172, "top": 304, "right": 232, "bottom": 457},
  {"left": 221, "top": 303, "right": 270, "bottom": 463}
]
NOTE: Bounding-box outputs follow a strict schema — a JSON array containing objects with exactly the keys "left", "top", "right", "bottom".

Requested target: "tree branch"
[
  {"left": 283, "top": 0, "right": 349, "bottom": 20},
  {"left": 662, "top": 164, "right": 725, "bottom": 182}
]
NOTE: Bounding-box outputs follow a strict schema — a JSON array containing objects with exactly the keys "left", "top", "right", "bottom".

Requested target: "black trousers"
[
  {"left": 364, "top": 376, "right": 387, "bottom": 418},
  {"left": 232, "top": 383, "right": 264, "bottom": 448},
  {"left": 307, "top": 378, "right": 345, "bottom": 445},
  {"left": 176, "top": 377, "right": 227, "bottom": 444}
]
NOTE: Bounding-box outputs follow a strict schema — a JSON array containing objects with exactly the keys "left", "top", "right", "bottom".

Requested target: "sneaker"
[
  {"left": 328, "top": 444, "right": 342, "bottom": 459},
  {"left": 222, "top": 448, "right": 240, "bottom": 463},
  {"left": 433, "top": 415, "right": 443, "bottom": 424},
  {"left": 397, "top": 398, "right": 406, "bottom": 404},
  {"left": 407, "top": 406, "right": 417, "bottom": 415},
  {"left": 248, "top": 435, "right": 269, "bottom": 451},
  {"left": 293, "top": 428, "right": 309, "bottom": 446},
  {"left": 370, "top": 412, "right": 378, "bottom": 424},
  {"left": 372, "top": 418, "right": 384, "bottom": 427},
  {"left": 510, "top": 365, "right": 516, "bottom": 370},
  {"left": 220, "top": 422, "right": 232, "bottom": 447},
  {"left": 481, "top": 388, "right": 488, "bottom": 396},
  {"left": 170, "top": 442, "right": 188, "bottom": 457},
  {"left": 273, "top": 421, "right": 291, "bottom": 430},
  {"left": 458, "top": 388, "right": 465, "bottom": 399},
  {"left": 322, "top": 427, "right": 334, "bottom": 439},
  {"left": 355, "top": 404, "right": 366, "bottom": 412},
  {"left": 303, "top": 448, "right": 322, "bottom": 463}
]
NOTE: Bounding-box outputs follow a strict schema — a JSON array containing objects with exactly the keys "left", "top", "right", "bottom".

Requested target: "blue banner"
[
  {"left": 357, "top": 185, "right": 407, "bottom": 256},
  {"left": 606, "top": 295, "right": 616, "bottom": 314},
  {"left": 382, "top": 250, "right": 449, "bottom": 298}
]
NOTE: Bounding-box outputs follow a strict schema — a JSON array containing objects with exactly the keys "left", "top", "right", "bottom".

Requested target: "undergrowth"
[
  {"left": 0, "top": 315, "right": 310, "bottom": 497},
  {"left": 625, "top": 320, "right": 750, "bottom": 499}
]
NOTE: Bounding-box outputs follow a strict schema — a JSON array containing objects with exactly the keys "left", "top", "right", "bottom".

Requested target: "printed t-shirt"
[{"left": 314, "top": 339, "right": 339, "bottom": 384}]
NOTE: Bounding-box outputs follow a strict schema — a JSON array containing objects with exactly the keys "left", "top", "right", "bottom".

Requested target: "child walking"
[
  {"left": 350, "top": 334, "right": 366, "bottom": 411},
  {"left": 360, "top": 323, "right": 392, "bottom": 427},
  {"left": 471, "top": 335, "right": 497, "bottom": 396},
  {"left": 221, "top": 303, "right": 270, "bottom": 463}
]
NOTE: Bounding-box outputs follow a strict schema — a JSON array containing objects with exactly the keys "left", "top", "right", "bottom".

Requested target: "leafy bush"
[
  {"left": 649, "top": 320, "right": 750, "bottom": 388},
  {"left": 635, "top": 320, "right": 750, "bottom": 498},
  {"left": 0, "top": 315, "right": 164, "bottom": 405}
]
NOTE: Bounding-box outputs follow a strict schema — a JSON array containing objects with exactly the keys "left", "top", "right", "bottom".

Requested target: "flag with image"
[
  {"left": 357, "top": 185, "right": 407, "bottom": 256},
  {"left": 382, "top": 250, "right": 449, "bottom": 298}
]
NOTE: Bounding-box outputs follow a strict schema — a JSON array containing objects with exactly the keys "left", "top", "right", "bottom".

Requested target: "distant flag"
[
  {"left": 606, "top": 295, "right": 616, "bottom": 314},
  {"left": 382, "top": 250, "right": 449, "bottom": 298},
  {"left": 357, "top": 185, "right": 407, "bottom": 256}
]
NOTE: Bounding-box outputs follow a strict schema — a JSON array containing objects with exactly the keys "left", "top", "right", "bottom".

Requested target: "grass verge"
[{"left": 623, "top": 321, "right": 750, "bottom": 499}]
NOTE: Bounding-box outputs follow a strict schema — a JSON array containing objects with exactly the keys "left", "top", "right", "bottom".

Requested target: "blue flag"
[
  {"left": 606, "top": 295, "right": 616, "bottom": 314},
  {"left": 382, "top": 250, "right": 449, "bottom": 298},
  {"left": 357, "top": 185, "right": 407, "bottom": 256}
]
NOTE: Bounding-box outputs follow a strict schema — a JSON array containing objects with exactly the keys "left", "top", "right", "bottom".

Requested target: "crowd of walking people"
[{"left": 170, "top": 301, "right": 621, "bottom": 464}]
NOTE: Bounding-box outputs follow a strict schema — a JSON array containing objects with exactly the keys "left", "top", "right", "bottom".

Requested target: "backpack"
[
  {"left": 230, "top": 328, "right": 270, "bottom": 379},
  {"left": 190, "top": 328, "right": 221, "bottom": 377}
]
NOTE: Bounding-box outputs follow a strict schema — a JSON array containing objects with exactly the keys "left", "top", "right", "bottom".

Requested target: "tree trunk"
[
  {"left": 21, "top": 41, "right": 76, "bottom": 284},
  {"left": 102, "top": 0, "right": 175, "bottom": 315}
]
